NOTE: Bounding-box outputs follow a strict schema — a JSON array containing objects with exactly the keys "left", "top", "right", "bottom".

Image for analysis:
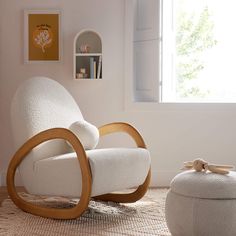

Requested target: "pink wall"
[
  {"left": 0, "top": 0, "right": 126, "bottom": 185},
  {"left": 1, "top": 0, "right": 236, "bottom": 186}
]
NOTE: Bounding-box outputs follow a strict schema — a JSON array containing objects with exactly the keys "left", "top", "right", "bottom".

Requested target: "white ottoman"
[{"left": 165, "top": 170, "right": 236, "bottom": 236}]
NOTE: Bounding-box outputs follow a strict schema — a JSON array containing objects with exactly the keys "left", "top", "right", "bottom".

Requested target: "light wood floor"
[{"left": 0, "top": 187, "right": 25, "bottom": 206}]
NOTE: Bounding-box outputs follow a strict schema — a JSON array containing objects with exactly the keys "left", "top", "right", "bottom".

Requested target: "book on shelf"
[
  {"left": 97, "top": 55, "right": 102, "bottom": 79},
  {"left": 89, "top": 57, "right": 94, "bottom": 79},
  {"left": 93, "top": 61, "right": 96, "bottom": 79}
]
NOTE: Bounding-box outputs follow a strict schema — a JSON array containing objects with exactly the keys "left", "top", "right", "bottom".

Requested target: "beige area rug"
[{"left": 0, "top": 189, "right": 170, "bottom": 236}]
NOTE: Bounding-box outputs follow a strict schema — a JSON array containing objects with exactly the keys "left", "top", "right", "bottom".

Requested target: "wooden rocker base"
[{"left": 7, "top": 123, "right": 150, "bottom": 219}]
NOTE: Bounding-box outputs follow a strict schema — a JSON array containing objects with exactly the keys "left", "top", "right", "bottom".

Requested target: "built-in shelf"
[
  {"left": 73, "top": 30, "right": 102, "bottom": 79},
  {"left": 75, "top": 53, "right": 102, "bottom": 57}
]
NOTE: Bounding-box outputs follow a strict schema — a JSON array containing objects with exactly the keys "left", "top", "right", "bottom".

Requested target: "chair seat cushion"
[{"left": 30, "top": 148, "right": 150, "bottom": 197}]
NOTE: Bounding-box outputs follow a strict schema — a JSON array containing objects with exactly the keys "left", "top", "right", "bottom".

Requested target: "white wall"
[
  {"left": 1, "top": 0, "right": 236, "bottom": 187},
  {"left": 0, "top": 0, "right": 125, "bottom": 185}
]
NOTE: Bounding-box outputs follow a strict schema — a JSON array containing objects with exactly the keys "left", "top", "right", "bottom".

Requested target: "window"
[
  {"left": 162, "top": 0, "right": 236, "bottom": 103},
  {"left": 128, "top": 0, "right": 236, "bottom": 106}
]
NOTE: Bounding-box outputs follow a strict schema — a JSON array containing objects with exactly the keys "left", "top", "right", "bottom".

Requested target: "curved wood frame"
[
  {"left": 94, "top": 122, "right": 151, "bottom": 203},
  {"left": 7, "top": 122, "right": 150, "bottom": 219},
  {"left": 7, "top": 128, "right": 92, "bottom": 219}
]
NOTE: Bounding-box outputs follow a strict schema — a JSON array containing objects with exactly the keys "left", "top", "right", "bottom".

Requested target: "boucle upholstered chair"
[{"left": 7, "top": 77, "right": 151, "bottom": 219}]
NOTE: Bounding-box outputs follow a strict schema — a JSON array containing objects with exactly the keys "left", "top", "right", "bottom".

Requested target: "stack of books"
[{"left": 90, "top": 56, "right": 102, "bottom": 79}]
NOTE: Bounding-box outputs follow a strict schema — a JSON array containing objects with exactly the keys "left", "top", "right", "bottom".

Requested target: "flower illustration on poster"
[
  {"left": 33, "top": 24, "right": 53, "bottom": 53},
  {"left": 24, "top": 10, "right": 60, "bottom": 62}
]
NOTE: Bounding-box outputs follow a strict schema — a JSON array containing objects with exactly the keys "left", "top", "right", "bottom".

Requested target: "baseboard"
[
  {"left": 150, "top": 171, "right": 180, "bottom": 187},
  {"left": 1, "top": 169, "right": 178, "bottom": 188},
  {"left": 1, "top": 170, "right": 23, "bottom": 186}
]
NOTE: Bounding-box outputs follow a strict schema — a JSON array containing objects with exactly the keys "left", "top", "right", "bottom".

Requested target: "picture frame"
[{"left": 24, "top": 10, "right": 61, "bottom": 63}]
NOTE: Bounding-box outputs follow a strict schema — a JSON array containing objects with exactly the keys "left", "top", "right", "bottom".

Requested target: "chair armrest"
[
  {"left": 94, "top": 122, "right": 151, "bottom": 203},
  {"left": 7, "top": 128, "right": 92, "bottom": 219},
  {"left": 99, "top": 122, "right": 146, "bottom": 148}
]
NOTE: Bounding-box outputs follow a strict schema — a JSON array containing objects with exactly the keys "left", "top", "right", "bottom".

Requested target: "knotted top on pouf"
[{"left": 170, "top": 170, "right": 236, "bottom": 199}]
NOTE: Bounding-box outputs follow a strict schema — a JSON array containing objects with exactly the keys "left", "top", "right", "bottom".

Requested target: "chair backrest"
[{"left": 11, "top": 77, "right": 84, "bottom": 188}]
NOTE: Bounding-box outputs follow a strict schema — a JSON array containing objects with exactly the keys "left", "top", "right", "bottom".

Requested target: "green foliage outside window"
[{"left": 176, "top": 6, "right": 217, "bottom": 98}]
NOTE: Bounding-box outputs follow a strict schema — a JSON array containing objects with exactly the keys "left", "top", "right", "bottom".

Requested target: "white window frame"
[{"left": 124, "top": 0, "right": 236, "bottom": 111}]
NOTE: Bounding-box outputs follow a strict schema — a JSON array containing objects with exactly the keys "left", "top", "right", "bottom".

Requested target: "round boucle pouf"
[{"left": 165, "top": 170, "right": 236, "bottom": 236}]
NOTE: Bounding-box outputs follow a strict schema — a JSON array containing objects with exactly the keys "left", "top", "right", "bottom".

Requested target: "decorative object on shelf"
[
  {"left": 183, "top": 158, "right": 234, "bottom": 174},
  {"left": 73, "top": 30, "right": 102, "bottom": 79},
  {"left": 76, "top": 68, "right": 88, "bottom": 79},
  {"left": 80, "top": 68, "right": 86, "bottom": 74},
  {"left": 79, "top": 44, "right": 90, "bottom": 53},
  {"left": 76, "top": 73, "right": 83, "bottom": 79},
  {"left": 24, "top": 10, "right": 61, "bottom": 63}
]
